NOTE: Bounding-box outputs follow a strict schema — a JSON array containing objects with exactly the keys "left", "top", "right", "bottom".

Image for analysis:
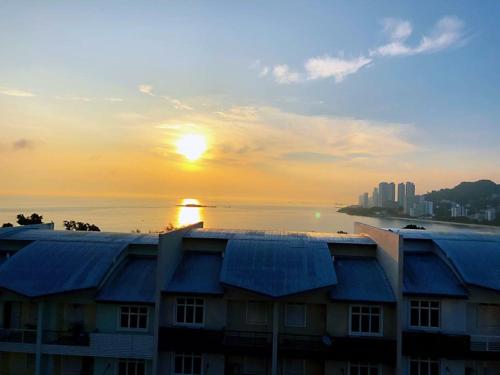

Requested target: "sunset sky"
[{"left": 1, "top": 1, "right": 500, "bottom": 203}]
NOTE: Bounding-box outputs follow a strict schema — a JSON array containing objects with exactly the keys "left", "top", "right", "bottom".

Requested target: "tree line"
[{"left": 1, "top": 213, "right": 101, "bottom": 231}]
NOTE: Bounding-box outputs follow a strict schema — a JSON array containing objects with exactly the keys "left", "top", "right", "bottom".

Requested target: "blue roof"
[
  {"left": 165, "top": 252, "right": 224, "bottom": 295},
  {"left": 97, "top": 257, "right": 157, "bottom": 303},
  {"left": 0, "top": 228, "right": 158, "bottom": 245},
  {"left": 403, "top": 252, "right": 467, "bottom": 297},
  {"left": 185, "top": 228, "right": 375, "bottom": 245},
  {"left": 0, "top": 240, "right": 126, "bottom": 297},
  {"left": 220, "top": 239, "right": 337, "bottom": 298},
  {"left": 435, "top": 239, "right": 500, "bottom": 292},
  {"left": 329, "top": 257, "right": 396, "bottom": 303}
]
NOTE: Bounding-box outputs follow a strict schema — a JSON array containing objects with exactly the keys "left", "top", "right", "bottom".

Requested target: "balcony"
[
  {"left": 43, "top": 330, "right": 90, "bottom": 346},
  {"left": 471, "top": 335, "right": 500, "bottom": 352},
  {"left": 89, "top": 332, "right": 154, "bottom": 359},
  {"left": 0, "top": 328, "right": 37, "bottom": 344},
  {"left": 403, "top": 330, "right": 470, "bottom": 358},
  {"left": 159, "top": 327, "right": 271, "bottom": 355}
]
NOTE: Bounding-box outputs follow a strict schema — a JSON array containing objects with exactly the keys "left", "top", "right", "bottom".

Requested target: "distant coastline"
[{"left": 338, "top": 206, "right": 500, "bottom": 229}]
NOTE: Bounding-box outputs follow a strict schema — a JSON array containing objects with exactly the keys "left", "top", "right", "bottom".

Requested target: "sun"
[{"left": 176, "top": 134, "right": 207, "bottom": 161}]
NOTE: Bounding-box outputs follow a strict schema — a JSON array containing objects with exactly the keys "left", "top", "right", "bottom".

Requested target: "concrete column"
[
  {"left": 35, "top": 301, "right": 44, "bottom": 375},
  {"left": 271, "top": 301, "right": 279, "bottom": 375}
]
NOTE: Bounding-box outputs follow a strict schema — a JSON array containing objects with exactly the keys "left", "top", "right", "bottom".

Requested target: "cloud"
[
  {"left": 272, "top": 65, "right": 301, "bottom": 84},
  {"left": 0, "top": 87, "right": 35, "bottom": 97},
  {"left": 139, "top": 84, "right": 193, "bottom": 110},
  {"left": 305, "top": 55, "right": 372, "bottom": 82},
  {"left": 372, "top": 16, "right": 465, "bottom": 57},
  {"left": 155, "top": 106, "right": 417, "bottom": 168},
  {"left": 105, "top": 97, "right": 124, "bottom": 102},
  {"left": 259, "top": 66, "right": 270, "bottom": 77},
  {"left": 12, "top": 138, "right": 34, "bottom": 150}
]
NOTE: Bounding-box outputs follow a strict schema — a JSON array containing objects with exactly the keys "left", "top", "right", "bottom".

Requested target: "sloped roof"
[
  {"left": 97, "top": 257, "right": 157, "bottom": 304},
  {"left": 0, "top": 228, "right": 158, "bottom": 245},
  {"left": 220, "top": 238, "right": 337, "bottom": 297},
  {"left": 329, "top": 257, "right": 396, "bottom": 303},
  {"left": 185, "top": 228, "right": 375, "bottom": 245},
  {"left": 435, "top": 239, "right": 500, "bottom": 292},
  {"left": 165, "top": 252, "right": 224, "bottom": 295},
  {"left": 403, "top": 252, "right": 467, "bottom": 297},
  {"left": 0, "top": 240, "right": 126, "bottom": 297}
]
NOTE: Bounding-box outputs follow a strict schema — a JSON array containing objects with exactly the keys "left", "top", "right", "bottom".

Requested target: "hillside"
[{"left": 424, "top": 179, "right": 500, "bottom": 210}]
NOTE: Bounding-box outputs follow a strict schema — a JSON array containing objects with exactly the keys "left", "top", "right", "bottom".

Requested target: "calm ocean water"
[{"left": 1, "top": 196, "right": 500, "bottom": 234}]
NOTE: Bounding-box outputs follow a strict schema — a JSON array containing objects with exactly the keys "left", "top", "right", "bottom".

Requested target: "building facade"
[{"left": 0, "top": 223, "right": 499, "bottom": 375}]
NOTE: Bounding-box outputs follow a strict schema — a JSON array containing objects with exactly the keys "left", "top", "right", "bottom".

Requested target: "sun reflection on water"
[{"left": 176, "top": 198, "right": 203, "bottom": 227}]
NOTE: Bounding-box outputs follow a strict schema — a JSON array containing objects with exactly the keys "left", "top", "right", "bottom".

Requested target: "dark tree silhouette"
[
  {"left": 17, "top": 213, "right": 43, "bottom": 225},
  {"left": 402, "top": 224, "right": 426, "bottom": 230},
  {"left": 63, "top": 220, "right": 101, "bottom": 232},
  {"left": 1, "top": 223, "right": 14, "bottom": 228}
]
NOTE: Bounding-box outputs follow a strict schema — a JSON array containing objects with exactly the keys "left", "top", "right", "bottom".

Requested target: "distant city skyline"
[{"left": 1, "top": 1, "right": 500, "bottom": 202}]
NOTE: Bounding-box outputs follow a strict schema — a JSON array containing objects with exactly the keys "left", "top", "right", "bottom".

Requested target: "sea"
[{"left": 2, "top": 196, "right": 500, "bottom": 235}]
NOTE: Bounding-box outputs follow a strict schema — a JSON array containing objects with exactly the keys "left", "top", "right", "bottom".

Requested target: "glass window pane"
[
  {"left": 177, "top": 298, "right": 185, "bottom": 305},
  {"left": 371, "top": 316, "right": 380, "bottom": 333},
  {"left": 195, "top": 306, "right": 203, "bottom": 324},
  {"left": 195, "top": 298, "right": 203, "bottom": 305},
  {"left": 139, "top": 314, "right": 147, "bottom": 329},
  {"left": 352, "top": 306, "right": 360, "bottom": 313},
  {"left": 361, "top": 314, "right": 370, "bottom": 332},
  {"left": 420, "top": 308, "right": 429, "bottom": 326},
  {"left": 350, "top": 367, "right": 359, "bottom": 375},
  {"left": 361, "top": 306, "right": 370, "bottom": 314},
  {"left": 193, "top": 357, "right": 201, "bottom": 374},
  {"left": 130, "top": 314, "right": 138, "bottom": 328},
  {"left": 370, "top": 367, "right": 379, "bottom": 375},
  {"left": 137, "top": 361, "right": 145, "bottom": 375},
  {"left": 119, "top": 362, "right": 126, "bottom": 375},
  {"left": 186, "top": 298, "right": 194, "bottom": 305},
  {"left": 430, "top": 308, "right": 439, "bottom": 327},
  {"left": 186, "top": 306, "right": 194, "bottom": 323},
  {"left": 130, "top": 306, "right": 138, "bottom": 314}
]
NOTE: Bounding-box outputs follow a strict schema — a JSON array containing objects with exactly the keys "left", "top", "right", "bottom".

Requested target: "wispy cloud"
[
  {"left": 272, "top": 65, "right": 301, "bottom": 84},
  {"left": 0, "top": 87, "right": 35, "bottom": 97},
  {"left": 105, "top": 97, "right": 124, "bottom": 102},
  {"left": 305, "top": 55, "right": 372, "bottom": 82},
  {"left": 371, "top": 16, "right": 466, "bottom": 57},
  {"left": 260, "top": 15, "right": 466, "bottom": 84},
  {"left": 138, "top": 84, "right": 193, "bottom": 110}
]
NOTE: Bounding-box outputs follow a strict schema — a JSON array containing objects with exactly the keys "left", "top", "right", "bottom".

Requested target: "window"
[
  {"left": 61, "top": 356, "right": 81, "bottom": 375},
  {"left": 174, "top": 352, "right": 202, "bottom": 375},
  {"left": 246, "top": 301, "right": 267, "bottom": 325},
  {"left": 350, "top": 305, "right": 382, "bottom": 335},
  {"left": 175, "top": 297, "right": 204, "bottom": 326},
  {"left": 410, "top": 300, "right": 440, "bottom": 328},
  {"left": 409, "top": 358, "right": 440, "bottom": 375},
  {"left": 65, "top": 304, "right": 84, "bottom": 325},
  {"left": 285, "top": 303, "right": 306, "bottom": 328},
  {"left": 119, "top": 306, "right": 148, "bottom": 330},
  {"left": 118, "top": 359, "right": 146, "bottom": 375},
  {"left": 283, "top": 358, "right": 305, "bottom": 375},
  {"left": 348, "top": 362, "right": 380, "bottom": 375}
]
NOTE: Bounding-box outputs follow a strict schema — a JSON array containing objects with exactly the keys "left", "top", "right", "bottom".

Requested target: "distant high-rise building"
[
  {"left": 404, "top": 182, "right": 415, "bottom": 214},
  {"left": 397, "top": 183, "right": 405, "bottom": 208},
  {"left": 378, "top": 182, "right": 396, "bottom": 208},
  {"left": 451, "top": 204, "right": 468, "bottom": 217},
  {"left": 372, "top": 187, "right": 379, "bottom": 207},
  {"left": 388, "top": 182, "right": 396, "bottom": 203},
  {"left": 485, "top": 208, "right": 496, "bottom": 221},
  {"left": 361, "top": 192, "right": 369, "bottom": 208}
]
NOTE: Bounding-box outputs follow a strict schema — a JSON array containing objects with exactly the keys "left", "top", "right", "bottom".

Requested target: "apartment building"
[{"left": 0, "top": 223, "right": 499, "bottom": 375}]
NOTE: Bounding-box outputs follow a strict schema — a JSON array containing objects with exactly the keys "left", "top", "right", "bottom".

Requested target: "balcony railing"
[
  {"left": 223, "top": 330, "right": 272, "bottom": 349},
  {"left": 470, "top": 335, "right": 500, "bottom": 352},
  {"left": 0, "top": 328, "right": 37, "bottom": 344},
  {"left": 43, "top": 330, "right": 90, "bottom": 346}
]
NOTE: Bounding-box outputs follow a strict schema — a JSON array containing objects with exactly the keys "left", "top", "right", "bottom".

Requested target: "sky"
[{"left": 1, "top": 0, "right": 500, "bottom": 204}]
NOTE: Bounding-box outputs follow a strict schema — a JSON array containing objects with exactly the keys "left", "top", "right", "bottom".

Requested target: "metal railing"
[
  {"left": 223, "top": 330, "right": 272, "bottom": 348},
  {"left": 43, "top": 330, "right": 90, "bottom": 346},
  {"left": 470, "top": 335, "right": 500, "bottom": 352},
  {"left": 0, "top": 328, "right": 37, "bottom": 344}
]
